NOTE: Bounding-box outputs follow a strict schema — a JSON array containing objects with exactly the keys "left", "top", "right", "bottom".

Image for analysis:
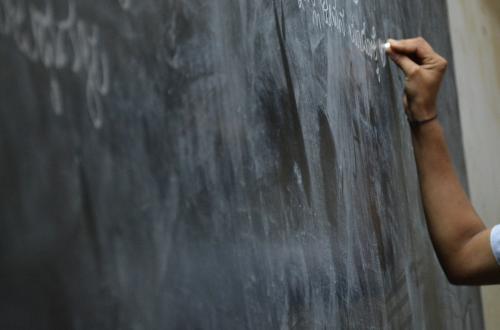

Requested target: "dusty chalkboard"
[{"left": 0, "top": 0, "right": 484, "bottom": 329}]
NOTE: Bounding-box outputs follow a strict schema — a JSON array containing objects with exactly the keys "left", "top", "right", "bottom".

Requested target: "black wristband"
[{"left": 408, "top": 114, "right": 439, "bottom": 129}]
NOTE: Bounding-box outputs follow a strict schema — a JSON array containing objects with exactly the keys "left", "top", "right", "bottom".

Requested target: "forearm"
[
  {"left": 411, "top": 117, "right": 498, "bottom": 284},
  {"left": 386, "top": 37, "right": 500, "bottom": 284},
  {"left": 412, "top": 119, "right": 483, "bottom": 244}
]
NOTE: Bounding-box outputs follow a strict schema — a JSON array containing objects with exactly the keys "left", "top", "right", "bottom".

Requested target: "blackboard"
[{"left": 0, "top": 0, "right": 484, "bottom": 329}]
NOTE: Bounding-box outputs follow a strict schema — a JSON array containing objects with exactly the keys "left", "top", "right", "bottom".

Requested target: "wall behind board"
[
  {"left": 447, "top": 0, "right": 500, "bottom": 328},
  {"left": 0, "top": 0, "right": 484, "bottom": 329}
]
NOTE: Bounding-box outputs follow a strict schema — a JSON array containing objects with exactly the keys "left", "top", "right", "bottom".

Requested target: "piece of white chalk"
[{"left": 384, "top": 42, "right": 392, "bottom": 52}]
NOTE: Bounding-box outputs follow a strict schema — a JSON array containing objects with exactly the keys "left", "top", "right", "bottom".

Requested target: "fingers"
[
  {"left": 388, "top": 37, "right": 434, "bottom": 60},
  {"left": 387, "top": 51, "right": 419, "bottom": 77}
]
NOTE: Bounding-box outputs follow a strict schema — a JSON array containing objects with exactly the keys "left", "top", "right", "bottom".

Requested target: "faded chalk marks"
[
  {"left": 77, "top": 162, "right": 102, "bottom": 270},
  {"left": 118, "top": 0, "right": 132, "bottom": 10},
  {"left": 385, "top": 269, "right": 412, "bottom": 328},
  {"left": 259, "top": 75, "right": 311, "bottom": 206},
  {"left": 318, "top": 109, "right": 339, "bottom": 229},
  {"left": 262, "top": 0, "right": 311, "bottom": 205},
  {"left": 384, "top": 257, "right": 424, "bottom": 329},
  {"left": 50, "top": 76, "right": 64, "bottom": 116},
  {"left": 317, "top": 109, "right": 351, "bottom": 328}
]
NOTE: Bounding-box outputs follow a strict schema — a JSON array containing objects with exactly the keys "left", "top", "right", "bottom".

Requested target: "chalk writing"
[
  {"left": 0, "top": 0, "right": 110, "bottom": 128},
  {"left": 298, "top": 0, "right": 388, "bottom": 82}
]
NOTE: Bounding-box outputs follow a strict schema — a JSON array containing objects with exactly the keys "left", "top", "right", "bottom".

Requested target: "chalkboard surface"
[{"left": 0, "top": 0, "right": 484, "bottom": 329}]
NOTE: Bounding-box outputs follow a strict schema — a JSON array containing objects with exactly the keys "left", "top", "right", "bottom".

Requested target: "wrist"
[
  {"left": 411, "top": 119, "right": 443, "bottom": 142},
  {"left": 408, "top": 104, "right": 437, "bottom": 122},
  {"left": 408, "top": 113, "right": 439, "bottom": 129}
]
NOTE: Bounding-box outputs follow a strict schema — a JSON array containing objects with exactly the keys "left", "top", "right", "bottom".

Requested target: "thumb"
[{"left": 387, "top": 51, "right": 419, "bottom": 77}]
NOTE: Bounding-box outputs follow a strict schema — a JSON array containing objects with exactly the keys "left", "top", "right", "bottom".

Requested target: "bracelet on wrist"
[{"left": 408, "top": 114, "right": 439, "bottom": 129}]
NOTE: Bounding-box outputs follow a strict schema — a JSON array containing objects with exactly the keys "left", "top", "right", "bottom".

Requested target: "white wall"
[{"left": 446, "top": 0, "right": 500, "bottom": 328}]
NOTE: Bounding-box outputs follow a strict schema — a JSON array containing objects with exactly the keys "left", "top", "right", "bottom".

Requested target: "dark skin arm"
[{"left": 387, "top": 37, "right": 500, "bottom": 285}]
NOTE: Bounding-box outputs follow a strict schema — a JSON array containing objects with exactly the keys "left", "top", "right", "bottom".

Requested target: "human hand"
[{"left": 387, "top": 37, "right": 448, "bottom": 122}]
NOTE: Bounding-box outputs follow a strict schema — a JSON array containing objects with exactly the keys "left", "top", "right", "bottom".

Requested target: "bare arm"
[{"left": 387, "top": 37, "right": 500, "bottom": 285}]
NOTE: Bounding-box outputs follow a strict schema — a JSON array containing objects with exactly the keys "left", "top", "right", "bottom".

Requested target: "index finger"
[{"left": 388, "top": 37, "right": 434, "bottom": 60}]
